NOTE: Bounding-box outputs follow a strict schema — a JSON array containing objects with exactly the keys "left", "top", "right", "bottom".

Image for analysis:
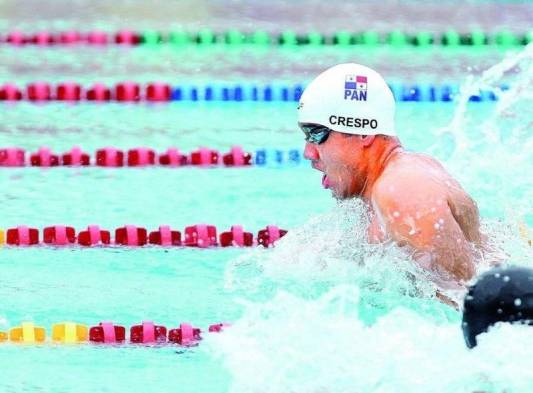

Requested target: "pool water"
[
  {"left": 1, "top": 92, "right": 532, "bottom": 391},
  {"left": 1, "top": 5, "right": 533, "bottom": 391}
]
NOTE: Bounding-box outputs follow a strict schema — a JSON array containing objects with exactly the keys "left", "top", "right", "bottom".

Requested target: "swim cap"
[
  {"left": 462, "top": 266, "right": 533, "bottom": 348},
  {"left": 298, "top": 63, "right": 396, "bottom": 136}
]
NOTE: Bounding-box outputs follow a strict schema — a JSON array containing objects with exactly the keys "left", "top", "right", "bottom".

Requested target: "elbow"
[
  {"left": 438, "top": 248, "right": 476, "bottom": 283},
  {"left": 419, "top": 247, "right": 476, "bottom": 283},
  {"left": 454, "top": 259, "right": 475, "bottom": 282}
]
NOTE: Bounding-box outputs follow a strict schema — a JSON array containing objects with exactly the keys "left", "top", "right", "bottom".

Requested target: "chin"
[
  {"left": 332, "top": 186, "right": 359, "bottom": 200},
  {"left": 331, "top": 189, "right": 349, "bottom": 200}
]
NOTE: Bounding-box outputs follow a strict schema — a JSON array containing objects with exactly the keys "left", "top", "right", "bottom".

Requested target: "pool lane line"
[
  {"left": 0, "top": 224, "right": 287, "bottom": 247},
  {"left": 0, "top": 222, "right": 528, "bottom": 249},
  {"left": 0, "top": 81, "right": 507, "bottom": 103},
  {"left": 2, "top": 321, "right": 228, "bottom": 345},
  {"left": 0, "top": 146, "right": 304, "bottom": 167},
  {"left": 2, "top": 29, "right": 531, "bottom": 47}
]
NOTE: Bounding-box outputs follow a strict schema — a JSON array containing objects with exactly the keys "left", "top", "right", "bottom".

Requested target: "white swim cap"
[{"left": 298, "top": 63, "right": 396, "bottom": 136}]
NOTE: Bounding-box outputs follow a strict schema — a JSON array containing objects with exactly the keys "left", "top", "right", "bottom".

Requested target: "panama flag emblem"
[
  {"left": 344, "top": 75, "right": 368, "bottom": 101},
  {"left": 355, "top": 75, "right": 367, "bottom": 90}
]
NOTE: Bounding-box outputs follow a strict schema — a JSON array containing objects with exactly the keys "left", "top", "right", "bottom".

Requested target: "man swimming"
[{"left": 298, "top": 63, "right": 483, "bottom": 287}]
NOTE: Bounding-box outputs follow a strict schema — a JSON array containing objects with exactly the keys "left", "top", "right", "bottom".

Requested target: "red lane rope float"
[
  {"left": 1, "top": 224, "right": 287, "bottom": 248},
  {"left": 0, "top": 147, "right": 25, "bottom": 166},
  {"left": 43, "top": 225, "right": 76, "bottom": 245},
  {"left": 190, "top": 147, "right": 219, "bottom": 166},
  {"left": 87, "top": 31, "right": 109, "bottom": 45},
  {"left": 89, "top": 322, "right": 126, "bottom": 343},
  {"left": 57, "top": 82, "right": 82, "bottom": 101},
  {"left": 27, "top": 82, "right": 52, "bottom": 101},
  {"left": 0, "top": 146, "right": 258, "bottom": 167},
  {"left": 184, "top": 224, "right": 218, "bottom": 247},
  {"left": 258, "top": 225, "right": 288, "bottom": 247},
  {"left": 77, "top": 225, "right": 111, "bottom": 246},
  {"left": 1, "top": 320, "right": 225, "bottom": 345},
  {"left": 2, "top": 30, "right": 140, "bottom": 46},
  {"left": 146, "top": 82, "right": 172, "bottom": 102},
  {"left": 6, "top": 226, "right": 40, "bottom": 245},
  {"left": 30, "top": 147, "right": 60, "bottom": 166},
  {"left": 63, "top": 147, "right": 91, "bottom": 166},
  {"left": 130, "top": 321, "right": 166, "bottom": 343},
  {"left": 86, "top": 83, "right": 112, "bottom": 101},
  {"left": 158, "top": 148, "right": 188, "bottom": 166},
  {"left": 0, "top": 83, "right": 23, "bottom": 100},
  {"left": 149, "top": 225, "right": 182, "bottom": 246},
  {"left": 0, "top": 81, "right": 176, "bottom": 102},
  {"left": 220, "top": 225, "right": 254, "bottom": 247}
]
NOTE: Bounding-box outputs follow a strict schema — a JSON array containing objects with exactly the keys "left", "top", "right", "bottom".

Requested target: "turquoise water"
[
  {"left": 0, "top": 3, "right": 532, "bottom": 386},
  {"left": 1, "top": 94, "right": 532, "bottom": 392}
]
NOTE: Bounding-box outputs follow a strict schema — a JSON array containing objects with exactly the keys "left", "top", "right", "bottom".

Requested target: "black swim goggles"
[{"left": 298, "top": 122, "right": 332, "bottom": 145}]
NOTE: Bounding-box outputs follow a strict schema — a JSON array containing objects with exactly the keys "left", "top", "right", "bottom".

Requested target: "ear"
[{"left": 360, "top": 135, "right": 376, "bottom": 147}]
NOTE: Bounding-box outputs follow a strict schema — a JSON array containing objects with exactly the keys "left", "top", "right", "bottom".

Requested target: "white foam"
[{"left": 206, "top": 286, "right": 533, "bottom": 393}]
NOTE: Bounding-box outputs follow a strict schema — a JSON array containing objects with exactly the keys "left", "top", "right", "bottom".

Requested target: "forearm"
[
  {"left": 415, "top": 241, "right": 475, "bottom": 283},
  {"left": 433, "top": 247, "right": 475, "bottom": 282}
]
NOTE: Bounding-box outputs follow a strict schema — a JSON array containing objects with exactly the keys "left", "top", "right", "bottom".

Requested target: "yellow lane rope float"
[
  {"left": 52, "top": 322, "right": 88, "bottom": 343},
  {"left": 9, "top": 322, "right": 46, "bottom": 343}
]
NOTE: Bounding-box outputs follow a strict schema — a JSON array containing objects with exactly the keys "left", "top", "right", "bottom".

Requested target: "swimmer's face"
[{"left": 304, "top": 131, "right": 369, "bottom": 199}]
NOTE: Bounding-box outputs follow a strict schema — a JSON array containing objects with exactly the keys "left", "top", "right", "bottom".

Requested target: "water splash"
[
  {"left": 224, "top": 199, "right": 443, "bottom": 318},
  {"left": 209, "top": 47, "right": 533, "bottom": 392},
  {"left": 208, "top": 207, "right": 531, "bottom": 392},
  {"left": 445, "top": 43, "right": 533, "bottom": 154},
  {"left": 432, "top": 44, "right": 533, "bottom": 228},
  {"left": 206, "top": 285, "right": 533, "bottom": 393}
]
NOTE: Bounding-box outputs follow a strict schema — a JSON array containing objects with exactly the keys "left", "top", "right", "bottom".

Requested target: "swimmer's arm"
[{"left": 372, "top": 189, "right": 475, "bottom": 282}]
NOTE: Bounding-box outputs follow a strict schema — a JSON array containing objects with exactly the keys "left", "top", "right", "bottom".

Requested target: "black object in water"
[{"left": 462, "top": 266, "right": 533, "bottom": 348}]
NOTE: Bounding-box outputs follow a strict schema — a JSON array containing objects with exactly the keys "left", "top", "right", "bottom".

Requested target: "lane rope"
[
  {"left": 0, "top": 224, "right": 288, "bottom": 247},
  {"left": 1, "top": 29, "right": 531, "bottom": 47},
  {"left": 0, "top": 146, "right": 303, "bottom": 167},
  {"left": 1, "top": 320, "right": 229, "bottom": 345},
  {"left": 0, "top": 81, "right": 508, "bottom": 102}
]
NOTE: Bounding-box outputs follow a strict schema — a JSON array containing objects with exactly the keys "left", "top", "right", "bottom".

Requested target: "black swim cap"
[{"left": 462, "top": 266, "right": 533, "bottom": 348}]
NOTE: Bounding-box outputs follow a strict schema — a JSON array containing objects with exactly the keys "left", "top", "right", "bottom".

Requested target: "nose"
[{"left": 303, "top": 142, "right": 319, "bottom": 161}]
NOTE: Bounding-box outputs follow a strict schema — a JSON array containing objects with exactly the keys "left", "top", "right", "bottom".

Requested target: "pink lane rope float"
[
  {"left": 1, "top": 320, "right": 226, "bottom": 345},
  {"left": 0, "top": 81, "right": 149, "bottom": 102},
  {"left": 0, "top": 81, "right": 175, "bottom": 102},
  {"left": 2, "top": 224, "right": 287, "bottom": 247},
  {"left": 3, "top": 30, "right": 142, "bottom": 45},
  {"left": 0, "top": 146, "right": 253, "bottom": 167}
]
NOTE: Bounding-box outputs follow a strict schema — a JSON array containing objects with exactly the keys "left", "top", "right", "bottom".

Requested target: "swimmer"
[
  {"left": 299, "top": 63, "right": 483, "bottom": 286},
  {"left": 462, "top": 266, "right": 533, "bottom": 348}
]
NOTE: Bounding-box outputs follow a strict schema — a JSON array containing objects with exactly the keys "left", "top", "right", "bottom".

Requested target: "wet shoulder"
[{"left": 376, "top": 151, "right": 454, "bottom": 197}]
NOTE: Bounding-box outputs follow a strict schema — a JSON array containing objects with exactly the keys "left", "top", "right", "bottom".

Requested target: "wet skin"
[{"left": 304, "top": 131, "right": 482, "bottom": 285}]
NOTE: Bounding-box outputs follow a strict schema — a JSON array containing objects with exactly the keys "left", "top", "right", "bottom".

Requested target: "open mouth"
[{"left": 311, "top": 162, "right": 329, "bottom": 189}]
